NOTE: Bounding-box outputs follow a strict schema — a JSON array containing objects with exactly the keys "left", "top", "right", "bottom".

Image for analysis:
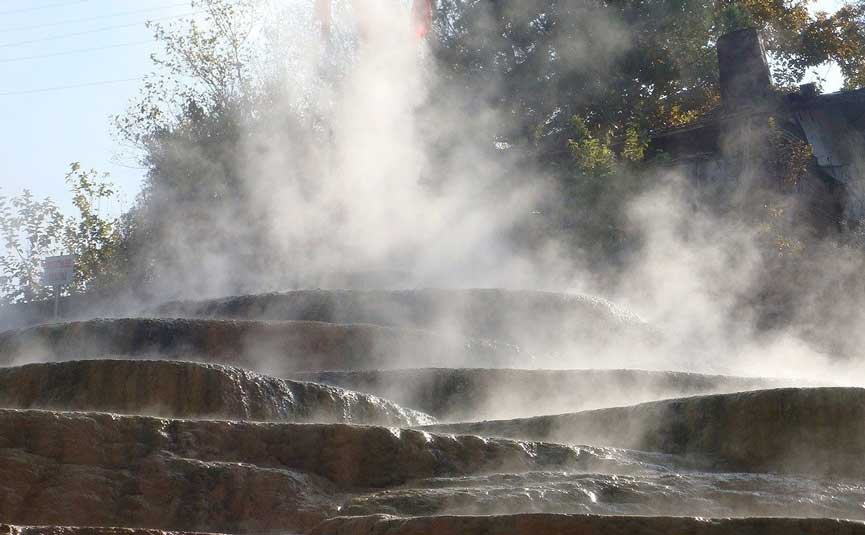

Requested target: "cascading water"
[{"left": 0, "top": 288, "right": 862, "bottom": 535}]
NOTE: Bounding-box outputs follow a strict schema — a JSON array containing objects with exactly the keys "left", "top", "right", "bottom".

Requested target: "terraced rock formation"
[
  {"left": 0, "top": 408, "right": 620, "bottom": 533},
  {"left": 295, "top": 367, "right": 785, "bottom": 420},
  {"left": 339, "top": 468, "right": 865, "bottom": 519},
  {"left": 153, "top": 289, "right": 658, "bottom": 356},
  {"left": 310, "top": 514, "right": 865, "bottom": 535},
  {"left": 0, "top": 288, "right": 861, "bottom": 533},
  {"left": 0, "top": 318, "right": 519, "bottom": 371},
  {"left": 428, "top": 387, "right": 865, "bottom": 476},
  {"left": 0, "top": 360, "right": 434, "bottom": 425},
  {"left": 0, "top": 528, "right": 222, "bottom": 535}
]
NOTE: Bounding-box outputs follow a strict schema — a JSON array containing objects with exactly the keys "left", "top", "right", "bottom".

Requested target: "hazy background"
[
  {"left": 1, "top": 0, "right": 863, "bottom": 375},
  {"left": 1, "top": 1, "right": 205, "bottom": 217},
  {"left": 0, "top": 0, "right": 849, "bottom": 218}
]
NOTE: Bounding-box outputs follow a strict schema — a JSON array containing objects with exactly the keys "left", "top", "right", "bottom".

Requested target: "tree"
[
  {"left": 62, "top": 163, "right": 127, "bottom": 294},
  {"left": 115, "top": 0, "right": 257, "bottom": 149},
  {"left": 419, "top": 0, "right": 865, "bottom": 263},
  {"left": 0, "top": 190, "right": 65, "bottom": 304},
  {"left": 429, "top": 0, "right": 865, "bottom": 150},
  {"left": 111, "top": 0, "right": 865, "bottom": 286},
  {"left": 0, "top": 164, "right": 123, "bottom": 304},
  {"left": 799, "top": 2, "right": 865, "bottom": 89},
  {"left": 113, "top": 0, "right": 339, "bottom": 295}
]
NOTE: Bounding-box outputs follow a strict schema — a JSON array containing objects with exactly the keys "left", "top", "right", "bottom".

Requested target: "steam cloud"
[{"left": 9, "top": 0, "right": 865, "bottom": 385}]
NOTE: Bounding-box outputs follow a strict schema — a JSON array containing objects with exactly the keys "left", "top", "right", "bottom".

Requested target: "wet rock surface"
[
  {"left": 0, "top": 445, "right": 333, "bottom": 533},
  {"left": 0, "top": 409, "right": 618, "bottom": 490},
  {"left": 0, "top": 527, "right": 224, "bottom": 535},
  {"left": 0, "top": 318, "right": 519, "bottom": 371},
  {"left": 428, "top": 387, "right": 865, "bottom": 477},
  {"left": 0, "top": 360, "right": 434, "bottom": 425},
  {"left": 153, "top": 288, "right": 657, "bottom": 354},
  {"left": 2, "top": 289, "right": 863, "bottom": 533},
  {"left": 295, "top": 367, "right": 784, "bottom": 420},
  {"left": 310, "top": 514, "right": 865, "bottom": 535},
  {"left": 341, "top": 469, "right": 865, "bottom": 519},
  {"left": 6, "top": 407, "right": 864, "bottom": 530},
  {"left": 0, "top": 408, "right": 630, "bottom": 532}
]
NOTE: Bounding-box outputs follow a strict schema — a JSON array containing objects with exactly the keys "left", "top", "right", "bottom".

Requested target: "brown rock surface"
[
  {"left": 428, "top": 387, "right": 865, "bottom": 476},
  {"left": 0, "top": 527, "right": 224, "bottom": 535},
  {"left": 295, "top": 367, "right": 785, "bottom": 420},
  {"left": 0, "top": 446, "right": 332, "bottom": 533},
  {"left": 339, "top": 468, "right": 865, "bottom": 519},
  {"left": 3, "top": 290, "right": 859, "bottom": 532},
  {"left": 0, "top": 360, "right": 434, "bottom": 426},
  {"left": 309, "top": 513, "right": 865, "bottom": 535},
  {"left": 0, "top": 318, "right": 518, "bottom": 371},
  {"left": 153, "top": 288, "right": 657, "bottom": 355},
  {"left": 0, "top": 409, "right": 615, "bottom": 533},
  {"left": 0, "top": 408, "right": 610, "bottom": 487}
]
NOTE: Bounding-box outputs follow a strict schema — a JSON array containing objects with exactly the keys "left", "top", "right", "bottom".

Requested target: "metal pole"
[{"left": 54, "top": 284, "right": 60, "bottom": 320}]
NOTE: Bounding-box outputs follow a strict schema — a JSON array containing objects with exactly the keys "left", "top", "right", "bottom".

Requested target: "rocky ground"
[
  {"left": 293, "top": 367, "right": 787, "bottom": 420},
  {"left": 0, "top": 288, "right": 862, "bottom": 534},
  {"left": 0, "top": 360, "right": 433, "bottom": 425}
]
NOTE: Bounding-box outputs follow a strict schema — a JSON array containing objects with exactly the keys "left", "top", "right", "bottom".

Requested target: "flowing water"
[{"left": 0, "top": 289, "right": 862, "bottom": 535}]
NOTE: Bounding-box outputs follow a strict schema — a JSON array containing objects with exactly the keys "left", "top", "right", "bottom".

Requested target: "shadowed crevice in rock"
[
  {"left": 153, "top": 288, "right": 658, "bottom": 355},
  {"left": 309, "top": 513, "right": 865, "bottom": 535},
  {"left": 0, "top": 360, "right": 434, "bottom": 426},
  {"left": 426, "top": 387, "right": 865, "bottom": 477},
  {"left": 294, "top": 367, "right": 787, "bottom": 420},
  {"left": 0, "top": 318, "right": 519, "bottom": 372}
]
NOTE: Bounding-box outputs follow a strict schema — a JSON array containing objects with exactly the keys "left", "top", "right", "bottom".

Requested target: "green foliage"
[
  {"left": 556, "top": 115, "right": 651, "bottom": 261},
  {"left": 62, "top": 163, "right": 126, "bottom": 293},
  {"left": 112, "top": 0, "right": 339, "bottom": 292},
  {"left": 568, "top": 116, "right": 616, "bottom": 177},
  {"left": 115, "top": 0, "right": 257, "bottom": 148},
  {"left": 799, "top": 1, "right": 865, "bottom": 89},
  {"left": 720, "top": 4, "right": 757, "bottom": 33},
  {"left": 111, "top": 1, "right": 259, "bottom": 290},
  {"left": 432, "top": 0, "right": 865, "bottom": 148},
  {"left": 426, "top": 0, "right": 864, "bottom": 263},
  {"left": 0, "top": 164, "right": 123, "bottom": 304},
  {"left": 622, "top": 124, "right": 649, "bottom": 162},
  {"left": 106, "top": 0, "right": 865, "bottom": 278},
  {"left": 567, "top": 116, "right": 647, "bottom": 174},
  {"left": 0, "top": 190, "right": 65, "bottom": 304},
  {"left": 765, "top": 117, "right": 813, "bottom": 186}
]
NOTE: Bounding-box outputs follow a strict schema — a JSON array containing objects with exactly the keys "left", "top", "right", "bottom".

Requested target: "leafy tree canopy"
[
  {"left": 429, "top": 0, "right": 865, "bottom": 151},
  {"left": 0, "top": 164, "right": 124, "bottom": 304},
  {"left": 105, "top": 0, "right": 865, "bottom": 289}
]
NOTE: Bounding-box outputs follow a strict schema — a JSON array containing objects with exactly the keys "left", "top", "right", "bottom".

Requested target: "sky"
[
  {"left": 0, "top": 0, "right": 850, "bottom": 218},
  {"left": 0, "top": 0, "right": 198, "bottom": 217}
]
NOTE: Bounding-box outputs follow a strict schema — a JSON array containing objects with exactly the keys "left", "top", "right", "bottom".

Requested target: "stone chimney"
[{"left": 717, "top": 28, "right": 773, "bottom": 107}]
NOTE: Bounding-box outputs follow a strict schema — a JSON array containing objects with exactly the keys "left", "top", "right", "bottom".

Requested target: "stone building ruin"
[{"left": 649, "top": 28, "right": 865, "bottom": 233}]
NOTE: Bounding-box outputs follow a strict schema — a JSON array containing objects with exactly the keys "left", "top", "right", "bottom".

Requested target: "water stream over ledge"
[{"left": 0, "top": 289, "right": 862, "bottom": 534}]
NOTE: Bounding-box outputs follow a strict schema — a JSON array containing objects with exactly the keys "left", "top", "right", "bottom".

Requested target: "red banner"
[{"left": 411, "top": 0, "right": 432, "bottom": 39}]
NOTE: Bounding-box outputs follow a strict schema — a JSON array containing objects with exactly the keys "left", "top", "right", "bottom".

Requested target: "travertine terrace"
[{"left": 1, "top": 289, "right": 862, "bottom": 533}]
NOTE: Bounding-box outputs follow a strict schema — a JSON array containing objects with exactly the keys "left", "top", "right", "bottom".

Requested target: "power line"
[
  {"left": 0, "top": 0, "right": 89, "bottom": 16},
  {"left": 0, "top": 76, "right": 144, "bottom": 97},
  {"left": 0, "top": 2, "right": 190, "bottom": 33},
  {"left": 0, "top": 10, "right": 204, "bottom": 48},
  {"left": 0, "top": 41, "right": 152, "bottom": 63}
]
